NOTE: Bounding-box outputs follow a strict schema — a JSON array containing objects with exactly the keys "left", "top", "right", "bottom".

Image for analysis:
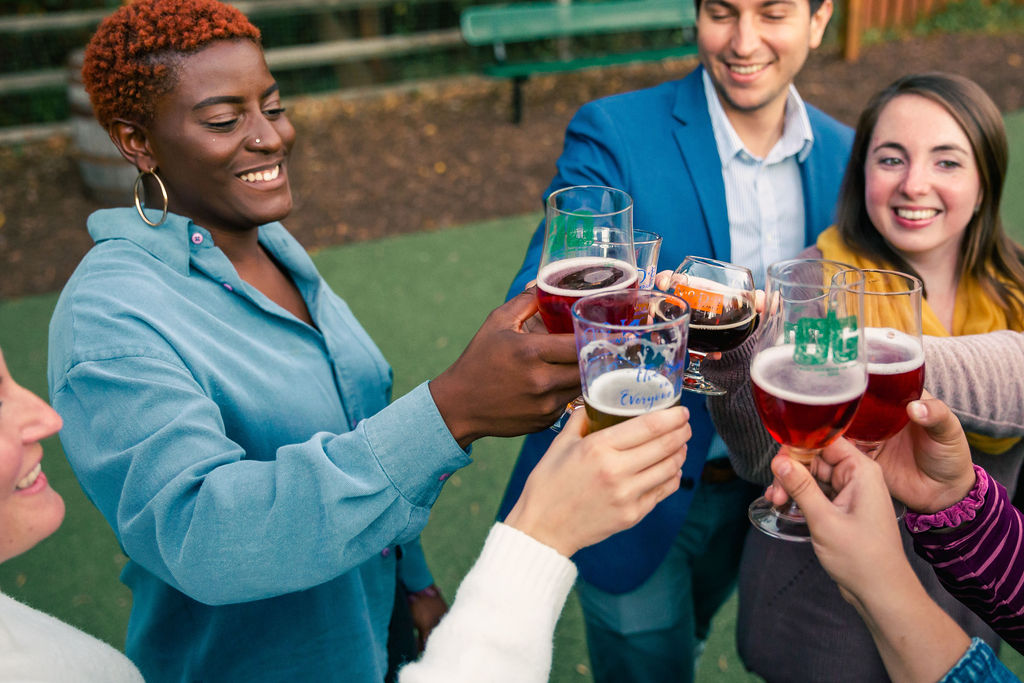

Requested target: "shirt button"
[
  {"left": 381, "top": 547, "right": 391, "bottom": 558},
  {"left": 222, "top": 283, "right": 234, "bottom": 292},
  {"left": 191, "top": 233, "right": 204, "bottom": 245},
  {"left": 438, "top": 473, "right": 451, "bottom": 482}
]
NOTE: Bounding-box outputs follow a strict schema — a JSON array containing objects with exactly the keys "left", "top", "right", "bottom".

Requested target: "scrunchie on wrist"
[{"left": 904, "top": 465, "right": 988, "bottom": 534}]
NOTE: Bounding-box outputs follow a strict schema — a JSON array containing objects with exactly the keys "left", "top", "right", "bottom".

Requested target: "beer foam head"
[
  {"left": 751, "top": 344, "right": 867, "bottom": 406},
  {"left": 538, "top": 257, "right": 637, "bottom": 296},
  {"left": 585, "top": 368, "right": 679, "bottom": 417},
  {"left": 864, "top": 328, "right": 925, "bottom": 375}
]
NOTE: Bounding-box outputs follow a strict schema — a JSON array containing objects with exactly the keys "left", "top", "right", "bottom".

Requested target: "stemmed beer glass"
[
  {"left": 669, "top": 256, "right": 758, "bottom": 396},
  {"left": 536, "top": 185, "right": 636, "bottom": 334},
  {"left": 747, "top": 259, "right": 867, "bottom": 541}
]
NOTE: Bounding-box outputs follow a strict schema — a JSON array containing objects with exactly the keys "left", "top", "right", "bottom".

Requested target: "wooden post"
[{"left": 843, "top": 0, "right": 863, "bottom": 62}]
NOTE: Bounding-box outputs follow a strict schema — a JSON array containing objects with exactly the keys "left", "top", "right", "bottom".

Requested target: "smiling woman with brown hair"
[{"left": 46, "top": 1, "right": 593, "bottom": 681}]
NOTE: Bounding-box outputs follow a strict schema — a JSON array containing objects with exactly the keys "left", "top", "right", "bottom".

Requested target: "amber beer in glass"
[
  {"left": 747, "top": 259, "right": 867, "bottom": 541},
  {"left": 537, "top": 186, "right": 636, "bottom": 334},
  {"left": 571, "top": 290, "right": 690, "bottom": 432}
]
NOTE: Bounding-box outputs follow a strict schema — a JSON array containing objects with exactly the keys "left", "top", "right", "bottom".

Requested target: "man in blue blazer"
[{"left": 498, "top": 0, "right": 853, "bottom": 680}]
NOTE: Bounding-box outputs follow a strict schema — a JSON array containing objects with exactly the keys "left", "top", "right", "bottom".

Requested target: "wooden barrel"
[{"left": 67, "top": 49, "right": 137, "bottom": 206}]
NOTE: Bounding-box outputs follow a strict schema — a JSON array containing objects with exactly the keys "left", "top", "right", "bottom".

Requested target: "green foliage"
[
  {"left": 914, "top": 0, "right": 1024, "bottom": 36},
  {"left": 859, "top": 0, "right": 1023, "bottom": 46},
  {"left": 2, "top": 1, "right": 117, "bottom": 14}
]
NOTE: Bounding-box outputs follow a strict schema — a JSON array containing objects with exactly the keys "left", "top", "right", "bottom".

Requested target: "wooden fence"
[{"left": 843, "top": 0, "right": 957, "bottom": 60}]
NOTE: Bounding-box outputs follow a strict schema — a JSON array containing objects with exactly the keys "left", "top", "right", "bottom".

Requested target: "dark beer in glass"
[
  {"left": 669, "top": 258, "right": 757, "bottom": 396},
  {"left": 687, "top": 297, "right": 758, "bottom": 353}
]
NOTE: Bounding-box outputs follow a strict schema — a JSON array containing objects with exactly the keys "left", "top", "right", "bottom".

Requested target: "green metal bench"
[{"left": 460, "top": 0, "right": 698, "bottom": 122}]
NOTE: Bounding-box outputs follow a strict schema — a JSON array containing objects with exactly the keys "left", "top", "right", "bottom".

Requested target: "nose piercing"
[{"left": 254, "top": 137, "right": 261, "bottom": 144}]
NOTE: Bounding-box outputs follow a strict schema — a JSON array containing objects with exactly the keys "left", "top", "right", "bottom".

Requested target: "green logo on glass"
[
  {"left": 785, "top": 312, "right": 859, "bottom": 365},
  {"left": 550, "top": 212, "right": 595, "bottom": 253}
]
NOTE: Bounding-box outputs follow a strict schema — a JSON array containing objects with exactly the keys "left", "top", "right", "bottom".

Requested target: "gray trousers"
[{"left": 737, "top": 524, "right": 1000, "bottom": 683}]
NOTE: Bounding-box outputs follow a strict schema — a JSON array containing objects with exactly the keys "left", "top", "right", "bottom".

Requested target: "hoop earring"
[{"left": 133, "top": 169, "right": 168, "bottom": 227}]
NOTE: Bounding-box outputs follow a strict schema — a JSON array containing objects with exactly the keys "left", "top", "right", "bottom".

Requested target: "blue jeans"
[
  {"left": 577, "top": 475, "right": 760, "bottom": 683},
  {"left": 941, "top": 639, "right": 1019, "bottom": 683}
]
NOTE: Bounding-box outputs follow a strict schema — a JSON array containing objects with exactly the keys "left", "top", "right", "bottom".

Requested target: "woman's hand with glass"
[
  {"left": 873, "top": 394, "right": 977, "bottom": 515},
  {"left": 763, "top": 393, "right": 977, "bottom": 516},
  {"left": 765, "top": 437, "right": 974, "bottom": 683},
  {"left": 506, "top": 405, "right": 691, "bottom": 557},
  {"left": 747, "top": 259, "right": 868, "bottom": 541}
]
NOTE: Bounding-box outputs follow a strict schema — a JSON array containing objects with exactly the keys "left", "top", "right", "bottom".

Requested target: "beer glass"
[
  {"left": 634, "top": 230, "right": 664, "bottom": 290},
  {"left": 572, "top": 289, "right": 691, "bottom": 431},
  {"left": 669, "top": 256, "right": 757, "bottom": 396},
  {"left": 548, "top": 229, "right": 663, "bottom": 432},
  {"left": 835, "top": 269, "right": 925, "bottom": 457},
  {"left": 748, "top": 259, "right": 867, "bottom": 541},
  {"left": 537, "top": 185, "right": 636, "bottom": 334}
]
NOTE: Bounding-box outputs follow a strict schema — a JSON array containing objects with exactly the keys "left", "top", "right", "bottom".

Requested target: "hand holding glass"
[{"left": 748, "top": 259, "right": 867, "bottom": 542}]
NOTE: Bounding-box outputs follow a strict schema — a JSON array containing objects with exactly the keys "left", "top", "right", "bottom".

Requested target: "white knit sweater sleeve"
[
  {"left": 0, "top": 593, "right": 144, "bottom": 682},
  {"left": 398, "top": 523, "right": 578, "bottom": 683}
]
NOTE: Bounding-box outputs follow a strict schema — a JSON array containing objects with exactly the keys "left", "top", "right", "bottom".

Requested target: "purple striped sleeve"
[{"left": 909, "top": 466, "right": 1024, "bottom": 653}]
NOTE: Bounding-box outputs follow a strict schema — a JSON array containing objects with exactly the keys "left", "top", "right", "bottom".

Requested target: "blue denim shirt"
[
  {"left": 941, "top": 639, "right": 1019, "bottom": 683},
  {"left": 48, "top": 209, "right": 472, "bottom": 682}
]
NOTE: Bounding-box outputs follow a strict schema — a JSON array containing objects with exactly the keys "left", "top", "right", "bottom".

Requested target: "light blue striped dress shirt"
[
  {"left": 701, "top": 69, "right": 815, "bottom": 460},
  {"left": 702, "top": 69, "right": 814, "bottom": 289}
]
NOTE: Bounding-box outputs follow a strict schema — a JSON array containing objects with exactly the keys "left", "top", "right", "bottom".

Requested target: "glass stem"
[{"left": 687, "top": 351, "right": 706, "bottom": 377}]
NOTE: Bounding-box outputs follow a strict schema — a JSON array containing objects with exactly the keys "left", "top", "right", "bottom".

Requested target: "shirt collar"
[
  {"left": 702, "top": 69, "right": 814, "bottom": 166},
  {"left": 86, "top": 208, "right": 319, "bottom": 285}
]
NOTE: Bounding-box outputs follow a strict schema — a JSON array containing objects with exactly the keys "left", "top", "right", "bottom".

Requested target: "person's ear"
[
  {"left": 808, "top": 0, "right": 834, "bottom": 50},
  {"left": 109, "top": 119, "right": 157, "bottom": 172}
]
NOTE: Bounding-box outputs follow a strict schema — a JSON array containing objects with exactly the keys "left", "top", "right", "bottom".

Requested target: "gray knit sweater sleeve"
[
  {"left": 922, "top": 331, "right": 1024, "bottom": 438},
  {"left": 703, "top": 333, "right": 779, "bottom": 486}
]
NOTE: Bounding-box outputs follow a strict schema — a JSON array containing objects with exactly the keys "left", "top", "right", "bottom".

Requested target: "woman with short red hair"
[{"left": 49, "top": 0, "right": 589, "bottom": 680}]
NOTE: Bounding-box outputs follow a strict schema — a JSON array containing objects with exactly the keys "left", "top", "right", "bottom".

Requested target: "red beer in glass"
[
  {"left": 750, "top": 344, "right": 866, "bottom": 461},
  {"left": 844, "top": 328, "right": 925, "bottom": 446},
  {"left": 832, "top": 268, "right": 924, "bottom": 459},
  {"left": 537, "top": 256, "right": 638, "bottom": 333},
  {"left": 746, "top": 259, "right": 866, "bottom": 542},
  {"left": 538, "top": 185, "right": 635, "bottom": 334}
]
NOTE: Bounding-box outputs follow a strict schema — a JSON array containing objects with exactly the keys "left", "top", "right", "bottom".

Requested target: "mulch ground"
[{"left": 1, "top": 31, "right": 1022, "bottom": 300}]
